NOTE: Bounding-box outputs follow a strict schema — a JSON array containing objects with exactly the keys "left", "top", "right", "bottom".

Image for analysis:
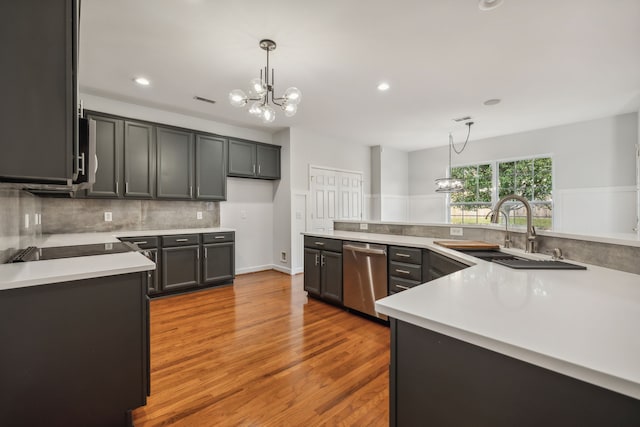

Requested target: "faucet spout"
[
  {"left": 490, "top": 194, "right": 536, "bottom": 253},
  {"left": 485, "top": 209, "right": 511, "bottom": 248}
]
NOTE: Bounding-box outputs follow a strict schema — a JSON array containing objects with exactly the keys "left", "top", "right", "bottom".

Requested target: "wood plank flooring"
[{"left": 133, "top": 270, "right": 390, "bottom": 426}]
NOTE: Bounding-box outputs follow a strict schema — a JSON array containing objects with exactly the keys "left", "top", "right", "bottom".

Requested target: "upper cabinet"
[
  {"left": 85, "top": 114, "right": 122, "bottom": 198},
  {"left": 156, "top": 126, "right": 194, "bottom": 199},
  {"left": 0, "top": 0, "right": 78, "bottom": 183},
  {"left": 196, "top": 135, "right": 227, "bottom": 200},
  {"left": 228, "top": 139, "right": 281, "bottom": 180},
  {"left": 124, "top": 121, "right": 154, "bottom": 198}
]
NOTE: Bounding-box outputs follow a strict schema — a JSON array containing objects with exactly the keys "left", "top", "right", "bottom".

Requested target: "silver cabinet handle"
[
  {"left": 252, "top": 164, "right": 256, "bottom": 174},
  {"left": 314, "top": 254, "right": 319, "bottom": 266},
  {"left": 321, "top": 254, "right": 325, "bottom": 267},
  {"left": 214, "top": 235, "right": 225, "bottom": 239},
  {"left": 133, "top": 241, "right": 147, "bottom": 245},
  {"left": 396, "top": 284, "right": 410, "bottom": 290},
  {"left": 197, "top": 248, "right": 200, "bottom": 259},
  {"left": 395, "top": 269, "right": 411, "bottom": 275},
  {"left": 258, "top": 164, "right": 261, "bottom": 174},
  {"left": 176, "top": 238, "right": 189, "bottom": 242},
  {"left": 126, "top": 182, "right": 129, "bottom": 193},
  {"left": 189, "top": 186, "right": 193, "bottom": 197},
  {"left": 197, "top": 186, "right": 200, "bottom": 198},
  {"left": 343, "top": 244, "right": 387, "bottom": 256},
  {"left": 396, "top": 253, "right": 411, "bottom": 258},
  {"left": 204, "top": 247, "right": 208, "bottom": 258},
  {"left": 115, "top": 181, "right": 119, "bottom": 194},
  {"left": 314, "top": 241, "right": 325, "bottom": 246}
]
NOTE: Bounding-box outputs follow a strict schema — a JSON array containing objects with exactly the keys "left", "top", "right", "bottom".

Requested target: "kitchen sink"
[{"left": 458, "top": 249, "right": 586, "bottom": 270}]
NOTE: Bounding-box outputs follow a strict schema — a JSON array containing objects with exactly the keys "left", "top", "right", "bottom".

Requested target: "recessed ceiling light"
[
  {"left": 478, "top": 0, "right": 504, "bottom": 11},
  {"left": 377, "top": 82, "right": 390, "bottom": 91},
  {"left": 483, "top": 98, "right": 501, "bottom": 106},
  {"left": 133, "top": 77, "right": 150, "bottom": 86}
]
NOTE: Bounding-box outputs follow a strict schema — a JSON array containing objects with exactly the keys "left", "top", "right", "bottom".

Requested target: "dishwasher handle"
[{"left": 343, "top": 244, "right": 387, "bottom": 256}]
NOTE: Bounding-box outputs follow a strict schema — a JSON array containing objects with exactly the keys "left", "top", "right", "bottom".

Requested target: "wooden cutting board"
[{"left": 434, "top": 240, "right": 500, "bottom": 250}]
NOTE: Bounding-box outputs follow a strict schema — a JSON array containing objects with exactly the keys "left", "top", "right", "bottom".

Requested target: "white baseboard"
[
  {"left": 235, "top": 264, "right": 295, "bottom": 276},
  {"left": 271, "top": 264, "right": 293, "bottom": 275}
]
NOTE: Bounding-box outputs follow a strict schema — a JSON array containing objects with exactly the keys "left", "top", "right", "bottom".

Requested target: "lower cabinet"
[
  {"left": 303, "top": 237, "right": 343, "bottom": 304},
  {"left": 120, "top": 231, "right": 235, "bottom": 297},
  {"left": 424, "top": 249, "right": 469, "bottom": 281}
]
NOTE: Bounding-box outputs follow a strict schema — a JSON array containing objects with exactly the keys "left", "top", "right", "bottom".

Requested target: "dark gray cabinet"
[
  {"left": 156, "top": 127, "right": 194, "bottom": 199},
  {"left": 388, "top": 246, "right": 423, "bottom": 294},
  {"left": 303, "top": 237, "right": 342, "bottom": 304},
  {"left": 228, "top": 139, "right": 281, "bottom": 180},
  {"left": 161, "top": 234, "right": 200, "bottom": 291},
  {"left": 202, "top": 232, "right": 235, "bottom": 285},
  {"left": 124, "top": 121, "right": 154, "bottom": 198},
  {"left": 86, "top": 114, "right": 122, "bottom": 197},
  {"left": 0, "top": 0, "right": 77, "bottom": 184},
  {"left": 0, "top": 272, "right": 148, "bottom": 426},
  {"left": 196, "top": 135, "right": 227, "bottom": 200},
  {"left": 118, "top": 236, "right": 161, "bottom": 295}
]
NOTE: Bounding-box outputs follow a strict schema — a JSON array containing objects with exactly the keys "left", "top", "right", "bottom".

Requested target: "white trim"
[
  {"left": 555, "top": 186, "right": 636, "bottom": 194},
  {"left": 271, "top": 264, "right": 293, "bottom": 275},
  {"left": 235, "top": 264, "right": 274, "bottom": 275}
]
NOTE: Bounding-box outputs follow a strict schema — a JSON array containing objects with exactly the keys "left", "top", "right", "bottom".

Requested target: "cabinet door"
[
  {"left": 86, "top": 114, "right": 122, "bottom": 197},
  {"left": 156, "top": 126, "right": 194, "bottom": 199},
  {"left": 124, "top": 121, "right": 154, "bottom": 198},
  {"left": 321, "top": 251, "right": 343, "bottom": 303},
  {"left": 202, "top": 242, "right": 235, "bottom": 284},
  {"left": 161, "top": 245, "right": 200, "bottom": 291},
  {"left": 228, "top": 139, "right": 256, "bottom": 178},
  {"left": 0, "top": 0, "right": 75, "bottom": 183},
  {"left": 303, "top": 248, "right": 322, "bottom": 296},
  {"left": 256, "top": 144, "right": 281, "bottom": 179},
  {"left": 196, "top": 134, "right": 227, "bottom": 200}
]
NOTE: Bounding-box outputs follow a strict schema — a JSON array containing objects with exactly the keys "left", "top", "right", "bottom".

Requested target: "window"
[{"left": 448, "top": 157, "right": 553, "bottom": 229}]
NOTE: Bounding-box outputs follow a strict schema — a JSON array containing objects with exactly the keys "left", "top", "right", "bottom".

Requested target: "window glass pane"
[{"left": 498, "top": 162, "right": 515, "bottom": 197}]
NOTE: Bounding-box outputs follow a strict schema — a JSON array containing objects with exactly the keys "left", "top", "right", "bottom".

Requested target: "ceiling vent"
[
  {"left": 453, "top": 116, "right": 472, "bottom": 122},
  {"left": 193, "top": 96, "right": 216, "bottom": 104}
]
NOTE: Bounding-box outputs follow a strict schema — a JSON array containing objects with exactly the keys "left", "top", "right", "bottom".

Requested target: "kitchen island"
[{"left": 304, "top": 230, "right": 640, "bottom": 425}]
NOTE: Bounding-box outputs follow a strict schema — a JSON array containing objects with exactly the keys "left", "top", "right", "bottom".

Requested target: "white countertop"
[
  {"left": 305, "top": 230, "right": 640, "bottom": 400},
  {"left": 0, "top": 227, "right": 234, "bottom": 291}
]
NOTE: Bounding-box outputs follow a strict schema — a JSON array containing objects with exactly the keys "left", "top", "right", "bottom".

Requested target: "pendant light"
[
  {"left": 229, "top": 39, "right": 301, "bottom": 123},
  {"left": 435, "top": 121, "right": 473, "bottom": 193}
]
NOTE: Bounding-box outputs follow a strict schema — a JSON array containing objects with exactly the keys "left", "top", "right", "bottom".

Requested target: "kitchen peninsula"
[{"left": 303, "top": 228, "right": 640, "bottom": 426}]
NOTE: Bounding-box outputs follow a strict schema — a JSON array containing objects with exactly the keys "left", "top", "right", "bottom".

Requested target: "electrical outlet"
[
  {"left": 360, "top": 223, "right": 369, "bottom": 230},
  {"left": 450, "top": 227, "right": 463, "bottom": 236},
  {"left": 240, "top": 210, "right": 247, "bottom": 219},
  {"left": 104, "top": 211, "right": 112, "bottom": 222},
  {"left": 196, "top": 211, "right": 203, "bottom": 220},
  {"left": 24, "top": 214, "right": 29, "bottom": 229},
  {"left": 280, "top": 251, "right": 287, "bottom": 262}
]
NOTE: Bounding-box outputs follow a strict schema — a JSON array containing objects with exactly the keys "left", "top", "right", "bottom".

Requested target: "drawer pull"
[
  {"left": 314, "top": 241, "right": 325, "bottom": 246},
  {"left": 396, "top": 285, "right": 410, "bottom": 290},
  {"left": 396, "top": 253, "right": 411, "bottom": 258},
  {"left": 395, "top": 269, "right": 411, "bottom": 275},
  {"left": 133, "top": 241, "right": 147, "bottom": 245},
  {"left": 175, "top": 238, "right": 189, "bottom": 242},
  {"left": 214, "top": 236, "right": 225, "bottom": 239}
]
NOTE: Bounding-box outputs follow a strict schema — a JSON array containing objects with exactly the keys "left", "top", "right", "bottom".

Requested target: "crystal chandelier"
[
  {"left": 229, "top": 39, "right": 301, "bottom": 123},
  {"left": 435, "top": 121, "right": 473, "bottom": 193}
]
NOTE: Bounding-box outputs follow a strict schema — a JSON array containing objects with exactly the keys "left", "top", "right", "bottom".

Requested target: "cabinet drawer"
[
  {"left": 119, "top": 236, "right": 158, "bottom": 249},
  {"left": 429, "top": 251, "right": 469, "bottom": 276},
  {"left": 389, "top": 276, "right": 422, "bottom": 293},
  {"left": 389, "top": 261, "right": 422, "bottom": 281},
  {"left": 304, "top": 236, "right": 342, "bottom": 252},
  {"left": 161, "top": 234, "right": 200, "bottom": 247},
  {"left": 202, "top": 231, "right": 234, "bottom": 243},
  {"left": 389, "top": 246, "right": 421, "bottom": 264}
]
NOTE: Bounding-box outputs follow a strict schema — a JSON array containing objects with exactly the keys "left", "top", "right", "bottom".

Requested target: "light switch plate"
[
  {"left": 196, "top": 211, "right": 203, "bottom": 220},
  {"left": 450, "top": 227, "right": 463, "bottom": 236},
  {"left": 104, "top": 212, "right": 112, "bottom": 222},
  {"left": 360, "top": 223, "right": 369, "bottom": 230}
]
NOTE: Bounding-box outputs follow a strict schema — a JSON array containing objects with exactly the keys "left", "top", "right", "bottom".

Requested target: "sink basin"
[{"left": 458, "top": 249, "right": 586, "bottom": 270}]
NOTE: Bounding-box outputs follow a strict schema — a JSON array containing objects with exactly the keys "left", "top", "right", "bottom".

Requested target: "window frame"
[{"left": 446, "top": 154, "right": 555, "bottom": 229}]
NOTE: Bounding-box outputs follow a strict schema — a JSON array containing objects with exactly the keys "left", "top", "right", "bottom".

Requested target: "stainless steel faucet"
[
  {"left": 490, "top": 194, "right": 537, "bottom": 253},
  {"left": 485, "top": 209, "right": 511, "bottom": 248}
]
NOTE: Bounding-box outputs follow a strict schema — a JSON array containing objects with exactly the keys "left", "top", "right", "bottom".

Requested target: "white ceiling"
[{"left": 79, "top": 0, "right": 640, "bottom": 151}]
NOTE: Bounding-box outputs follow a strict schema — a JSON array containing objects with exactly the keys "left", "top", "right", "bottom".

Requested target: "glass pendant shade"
[
  {"left": 249, "top": 78, "right": 267, "bottom": 97},
  {"left": 229, "top": 89, "right": 247, "bottom": 107},
  {"left": 284, "top": 87, "right": 302, "bottom": 104},
  {"left": 435, "top": 177, "right": 464, "bottom": 193},
  {"left": 283, "top": 103, "right": 297, "bottom": 117},
  {"left": 249, "top": 102, "right": 263, "bottom": 116},
  {"left": 261, "top": 105, "right": 276, "bottom": 123}
]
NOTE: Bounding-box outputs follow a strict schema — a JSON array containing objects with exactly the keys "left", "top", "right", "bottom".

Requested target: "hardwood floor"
[{"left": 133, "top": 270, "right": 390, "bottom": 426}]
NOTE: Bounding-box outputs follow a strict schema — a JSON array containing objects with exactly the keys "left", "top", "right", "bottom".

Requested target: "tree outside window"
[{"left": 449, "top": 164, "right": 493, "bottom": 225}]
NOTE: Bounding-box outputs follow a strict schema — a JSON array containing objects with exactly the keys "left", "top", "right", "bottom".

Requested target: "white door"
[{"left": 309, "top": 166, "right": 363, "bottom": 232}]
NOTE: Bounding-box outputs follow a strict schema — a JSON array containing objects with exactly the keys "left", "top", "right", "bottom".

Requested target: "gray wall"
[
  {"left": 0, "top": 186, "right": 41, "bottom": 263},
  {"left": 41, "top": 198, "right": 220, "bottom": 234}
]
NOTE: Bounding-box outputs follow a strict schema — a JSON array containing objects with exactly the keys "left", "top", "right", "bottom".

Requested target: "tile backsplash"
[
  {"left": 0, "top": 186, "right": 42, "bottom": 263},
  {"left": 40, "top": 198, "right": 220, "bottom": 234}
]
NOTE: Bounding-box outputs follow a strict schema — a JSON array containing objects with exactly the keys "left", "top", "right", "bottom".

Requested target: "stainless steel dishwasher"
[{"left": 342, "top": 241, "right": 388, "bottom": 320}]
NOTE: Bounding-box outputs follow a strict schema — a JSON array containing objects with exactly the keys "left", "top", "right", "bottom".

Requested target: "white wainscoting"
[
  {"left": 408, "top": 195, "right": 448, "bottom": 223},
  {"left": 554, "top": 186, "right": 637, "bottom": 234}
]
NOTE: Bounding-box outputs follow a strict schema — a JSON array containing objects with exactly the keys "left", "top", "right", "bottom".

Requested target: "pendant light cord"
[{"left": 451, "top": 122, "right": 473, "bottom": 155}]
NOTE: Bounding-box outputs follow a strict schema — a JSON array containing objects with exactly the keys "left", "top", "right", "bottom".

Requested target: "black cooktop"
[{"left": 9, "top": 242, "right": 137, "bottom": 262}]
